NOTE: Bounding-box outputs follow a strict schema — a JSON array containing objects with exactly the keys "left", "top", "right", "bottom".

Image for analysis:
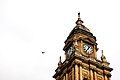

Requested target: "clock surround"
[{"left": 82, "top": 43, "right": 94, "bottom": 55}]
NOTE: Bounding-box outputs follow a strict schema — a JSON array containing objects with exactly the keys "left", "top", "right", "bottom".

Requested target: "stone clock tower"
[{"left": 53, "top": 13, "right": 113, "bottom": 80}]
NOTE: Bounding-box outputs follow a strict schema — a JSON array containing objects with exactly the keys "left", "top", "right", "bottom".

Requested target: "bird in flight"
[{"left": 41, "top": 51, "right": 45, "bottom": 54}]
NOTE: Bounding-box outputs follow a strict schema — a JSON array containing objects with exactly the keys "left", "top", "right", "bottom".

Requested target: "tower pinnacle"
[
  {"left": 101, "top": 50, "right": 107, "bottom": 62},
  {"left": 58, "top": 56, "right": 62, "bottom": 67}
]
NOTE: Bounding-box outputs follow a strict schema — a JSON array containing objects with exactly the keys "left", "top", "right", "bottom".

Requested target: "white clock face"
[{"left": 83, "top": 44, "right": 93, "bottom": 54}]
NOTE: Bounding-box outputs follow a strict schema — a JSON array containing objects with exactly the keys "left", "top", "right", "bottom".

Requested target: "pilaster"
[
  {"left": 90, "top": 70, "right": 93, "bottom": 80},
  {"left": 66, "top": 73, "right": 68, "bottom": 80},
  {"left": 72, "top": 67, "right": 74, "bottom": 80},
  {"left": 75, "top": 65, "right": 79, "bottom": 80},
  {"left": 63, "top": 75, "right": 65, "bottom": 80},
  {"left": 79, "top": 66, "right": 82, "bottom": 80},
  {"left": 94, "top": 71, "right": 97, "bottom": 80}
]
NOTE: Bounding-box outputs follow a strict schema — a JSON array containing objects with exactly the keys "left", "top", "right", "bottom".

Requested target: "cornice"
[{"left": 53, "top": 52, "right": 113, "bottom": 78}]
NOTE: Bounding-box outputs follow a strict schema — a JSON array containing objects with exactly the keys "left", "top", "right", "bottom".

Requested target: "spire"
[
  {"left": 101, "top": 50, "right": 107, "bottom": 62},
  {"left": 58, "top": 56, "right": 62, "bottom": 67}
]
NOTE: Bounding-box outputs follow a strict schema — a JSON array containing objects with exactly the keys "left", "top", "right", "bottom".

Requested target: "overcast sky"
[{"left": 0, "top": 0, "right": 120, "bottom": 80}]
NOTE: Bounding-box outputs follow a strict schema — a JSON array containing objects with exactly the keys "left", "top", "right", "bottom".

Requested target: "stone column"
[
  {"left": 75, "top": 65, "right": 79, "bottom": 80},
  {"left": 90, "top": 70, "right": 93, "bottom": 80},
  {"left": 94, "top": 71, "right": 97, "bottom": 80},
  {"left": 63, "top": 75, "right": 65, "bottom": 80},
  {"left": 72, "top": 67, "right": 74, "bottom": 80},
  {"left": 66, "top": 73, "right": 68, "bottom": 80},
  {"left": 79, "top": 66, "right": 82, "bottom": 80}
]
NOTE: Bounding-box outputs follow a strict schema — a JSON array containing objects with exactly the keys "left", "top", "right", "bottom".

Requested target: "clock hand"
[{"left": 87, "top": 46, "right": 90, "bottom": 51}]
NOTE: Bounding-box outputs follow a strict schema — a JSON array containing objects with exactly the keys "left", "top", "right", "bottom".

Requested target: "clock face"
[{"left": 83, "top": 43, "right": 93, "bottom": 54}]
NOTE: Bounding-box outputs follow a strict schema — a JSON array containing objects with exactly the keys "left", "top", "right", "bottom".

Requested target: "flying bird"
[{"left": 41, "top": 51, "right": 45, "bottom": 54}]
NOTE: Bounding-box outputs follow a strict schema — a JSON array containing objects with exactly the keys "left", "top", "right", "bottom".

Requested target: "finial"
[
  {"left": 76, "top": 12, "right": 83, "bottom": 25},
  {"left": 78, "top": 12, "right": 80, "bottom": 19},
  {"left": 101, "top": 50, "right": 103, "bottom": 54},
  {"left": 101, "top": 50, "right": 107, "bottom": 62},
  {"left": 101, "top": 50, "right": 104, "bottom": 57},
  {"left": 58, "top": 56, "right": 62, "bottom": 67},
  {"left": 102, "top": 50, "right": 103, "bottom": 53},
  {"left": 59, "top": 56, "right": 61, "bottom": 62}
]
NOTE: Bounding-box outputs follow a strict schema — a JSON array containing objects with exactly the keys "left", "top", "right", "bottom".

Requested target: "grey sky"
[{"left": 0, "top": 0, "right": 120, "bottom": 80}]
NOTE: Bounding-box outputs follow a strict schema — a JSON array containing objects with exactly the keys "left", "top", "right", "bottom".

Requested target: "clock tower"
[{"left": 53, "top": 13, "right": 113, "bottom": 80}]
